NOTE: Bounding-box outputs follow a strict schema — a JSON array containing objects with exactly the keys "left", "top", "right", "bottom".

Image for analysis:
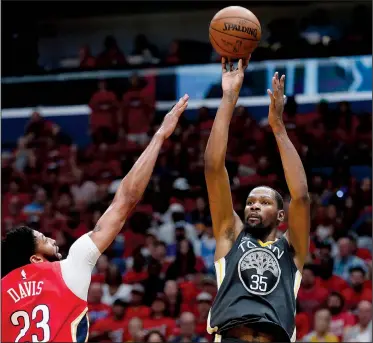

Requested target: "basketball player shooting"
[
  {"left": 1, "top": 95, "right": 189, "bottom": 343},
  {"left": 204, "top": 58, "right": 310, "bottom": 343}
]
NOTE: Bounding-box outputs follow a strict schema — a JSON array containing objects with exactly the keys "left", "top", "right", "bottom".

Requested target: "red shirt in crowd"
[
  {"left": 319, "top": 275, "right": 349, "bottom": 293},
  {"left": 297, "top": 284, "right": 329, "bottom": 318},
  {"left": 88, "top": 303, "right": 112, "bottom": 324},
  {"left": 142, "top": 317, "right": 177, "bottom": 339},
  {"left": 341, "top": 286, "right": 372, "bottom": 310},
  {"left": 295, "top": 312, "right": 310, "bottom": 341},
  {"left": 126, "top": 305, "right": 151, "bottom": 319},
  {"left": 122, "top": 269, "right": 148, "bottom": 284},
  {"left": 90, "top": 316, "right": 127, "bottom": 342},
  {"left": 89, "top": 89, "right": 118, "bottom": 132}
]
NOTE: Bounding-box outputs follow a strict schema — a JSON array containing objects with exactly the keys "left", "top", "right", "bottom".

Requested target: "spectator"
[
  {"left": 23, "top": 187, "right": 47, "bottom": 216},
  {"left": 165, "top": 40, "right": 181, "bottom": 65},
  {"left": 89, "top": 299, "right": 127, "bottom": 342},
  {"left": 128, "top": 34, "right": 160, "bottom": 65},
  {"left": 164, "top": 280, "right": 184, "bottom": 318},
  {"left": 143, "top": 330, "right": 166, "bottom": 343},
  {"left": 24, "top": 111, "right": 52, "bottom": 138},
  {"left": 125, "top": 317, "right": 144, "bottom": 342},
  {"left": 341, "top": 266, "right": 372, "bottom": 310},
  {"left": 295, "top": 300, "right": 311, "bottom": 341},
  {"left": 102, "top": 265, "right": 132, "bottom": 305},
  {"left": 326, "top": 292, "right": 356, "bottom": 340},
  {"left": 142, "top": 293, "right": 176, "bottom": 339},
  {"left": 150, "top": 241, "right": 172, "bottom": 274},
  {"left": 297, "top": 264, "right": 329, "bottom": 319},
  {"left": 313, "top": 242, "right": 349, "bottom": 292},
  {"left": 194, "top": 224, "right": 216, "bottom": 275},
  {"left": 96, "top": 35, "right": 126, "bottom": 68},
  {"left": 87, "top": 282, "right": 112, "bottom": 325},
  {"left": 303, "top": 309, "right": 339, "bottom": 342},
  {"left": 123, "top": 249, "right": 148, "bottom": 284},
  {"left": 120, "top": 73, "right": 154, "bottom": 146},
  {"left": 14, "top": 137, "right": 30, "bottom": 172},
  {"left": 88, "top": 80, "right": 119, "bottom": 142},
  {"left": 79, "top": 45, "right": 96, "bottom": 69},
  {"left": 195, "top": 292, "right": 213, "bottom": 339},
  {"left": 92, "top": 254, "right": 110, "bottom": 283},
  {"left": 333, "top": 236, "right": 368, "bottom": 281},
  {"left": 166, "top": 239, "right": 199, "bottom": 281},
  {"left": 158, "top": 204, "right": 198, "bottom": 245},
  {"left": 343, "top": 300, "right": 372, "bottom": 342},
  {"left": 171, "top": 312, "right": 207, "bottom": 343},
  {"left": 70, "top": 169, "right": 98, "bottom": 205},
  {"left": 190, "top": 197, "right": 210, "bottom": 224},
  {"left": 142, "top": 260, "right": 165, "bottom": 306},
  {"left": 126, "top": 284, "right": 151, "bottom": 319}
]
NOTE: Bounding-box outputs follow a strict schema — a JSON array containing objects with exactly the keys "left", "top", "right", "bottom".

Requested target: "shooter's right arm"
[
  {"left": 204, "top": 92, "right": 239, "bottom": 241},
  {"left": 204, "top": 58, "right": 248, "bottom": 260}
]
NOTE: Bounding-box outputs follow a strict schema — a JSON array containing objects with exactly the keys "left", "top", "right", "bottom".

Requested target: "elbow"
[
  {"left": 113, "top": 191, "right": 138, "bottom": 212},
  {"left": 204, "top": 153, "right": 223, "bottom": 172}
]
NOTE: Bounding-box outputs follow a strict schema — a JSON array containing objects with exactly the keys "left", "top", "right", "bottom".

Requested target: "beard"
[
  {"left": 352, "top": 283, "right": 364, "bottom": 293},
  {"left": 44, "top": 252, "right": 62, "bottom": 262},
  {"left": 329, "top": 306, "right": 342, "bottom": 316},
  {"left": 244, "top": 221, "right": 274, "bottom": 241}
]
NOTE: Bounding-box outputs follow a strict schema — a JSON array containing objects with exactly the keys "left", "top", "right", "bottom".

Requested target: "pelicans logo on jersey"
[{"left": 238, "top": 247, "right": 281, "bottom": 296}]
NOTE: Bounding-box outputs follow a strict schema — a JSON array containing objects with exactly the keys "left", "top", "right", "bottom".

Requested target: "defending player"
[
  {"left": 204, "top": 59, "right": 310, "bottom": 343},
  {"left": 1, "top": 95, "right": 189, "bottom": 342}
]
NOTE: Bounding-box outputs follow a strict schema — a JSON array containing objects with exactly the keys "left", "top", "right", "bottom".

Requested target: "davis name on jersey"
[{"left": 7, "top": 270, "right": 44, "bottom": 303}]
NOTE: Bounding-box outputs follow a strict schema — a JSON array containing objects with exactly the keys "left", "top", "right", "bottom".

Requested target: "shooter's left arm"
[
  {"left": 268, "top": 72, "right": 310, "bottom": 271},
  {"left": 274, "top": 127, "right": 310, "bottom": 270}
]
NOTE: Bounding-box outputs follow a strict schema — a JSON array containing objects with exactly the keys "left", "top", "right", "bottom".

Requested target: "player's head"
[
  {"left": 2, "top": 226, "right": 62, "bottom": 278},
  {"left": 244, "top": 186, "right": 284, "bottom": 240}
]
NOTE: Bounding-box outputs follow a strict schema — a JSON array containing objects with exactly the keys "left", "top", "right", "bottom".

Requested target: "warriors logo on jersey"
[{"left": 238, "top": 247, "right": 281, "bottom": 295}]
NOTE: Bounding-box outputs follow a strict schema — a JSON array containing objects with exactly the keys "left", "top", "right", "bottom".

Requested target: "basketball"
[{"left": 209, "top": 6, "right": 261, "bottom": 59}]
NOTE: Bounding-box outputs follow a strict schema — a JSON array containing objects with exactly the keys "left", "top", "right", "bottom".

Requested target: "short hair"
[
  {"left": 328, "top": 291, "right": 345, "bottom": 308},
  {"left": 2, "top": 226, "right": 37, "bottom": 278},
  {"left": 252, "top": 186, "right": 284, "bottom": 210},
  {"left": 303, "top": 263, "right": 316, "bottom": 275},
  {"left": 143, "top": 330, "right": 166, "bottom": 343},
  {"left": 349, "top": 266, "right": 366, "bottom": 276}
]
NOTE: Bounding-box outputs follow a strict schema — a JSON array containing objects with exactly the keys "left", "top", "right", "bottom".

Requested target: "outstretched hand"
[
  {"left": 267, "top": 72, "right": 286, "bottom": 130},
  {"left": 221, "top": 57, "right": 250, "bottom": 97},
  {"left": 157, "top": 94, "right": 189, "bottom": 139}
]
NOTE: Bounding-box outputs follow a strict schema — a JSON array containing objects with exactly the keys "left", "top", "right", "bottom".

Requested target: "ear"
[
  {"left": 277, "top": 210, "right": 285, "bottom": 223},
  {"left": 30, "top": 254, "right": 44, "bottom": 264}
]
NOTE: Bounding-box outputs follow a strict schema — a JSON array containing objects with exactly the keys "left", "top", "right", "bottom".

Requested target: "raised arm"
[
  {"left": 90, "top": 94, "right": 189, "bottom": 252},
  {"left": 267, "top": 73, "right": 310, "bottom": 271},
  {"left": 204, "top": 58, "right": 248, "bottom": 260}
]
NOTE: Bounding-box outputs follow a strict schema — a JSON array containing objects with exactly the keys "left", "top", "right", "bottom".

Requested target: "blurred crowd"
[
  {"left": 2, "top": 75, "right": 372, "bottom": 342},
  {"left": 3, "top": 4, "right": 371, "bottom": 76},
  {"left": 76, "top": 5, "right": 371, "bottom": 70}
]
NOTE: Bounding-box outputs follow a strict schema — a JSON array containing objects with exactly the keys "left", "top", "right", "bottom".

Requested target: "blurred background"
[{"left": 1, "top": 1, "right": 372, "bottom": 342}]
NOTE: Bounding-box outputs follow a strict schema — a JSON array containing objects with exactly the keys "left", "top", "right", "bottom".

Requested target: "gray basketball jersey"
[{"left": 207, "top": 230, "right": 302, "bottom": 342}]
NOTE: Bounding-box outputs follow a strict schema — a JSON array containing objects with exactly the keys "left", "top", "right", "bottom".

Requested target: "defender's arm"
[{"left": 90, "top": 95, "right": 189, "bottom": 253}]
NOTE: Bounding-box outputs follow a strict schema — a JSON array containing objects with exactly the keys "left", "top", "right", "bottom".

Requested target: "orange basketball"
[{"left": 209, "top": 6, "right": 261, "bottom": 59}]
